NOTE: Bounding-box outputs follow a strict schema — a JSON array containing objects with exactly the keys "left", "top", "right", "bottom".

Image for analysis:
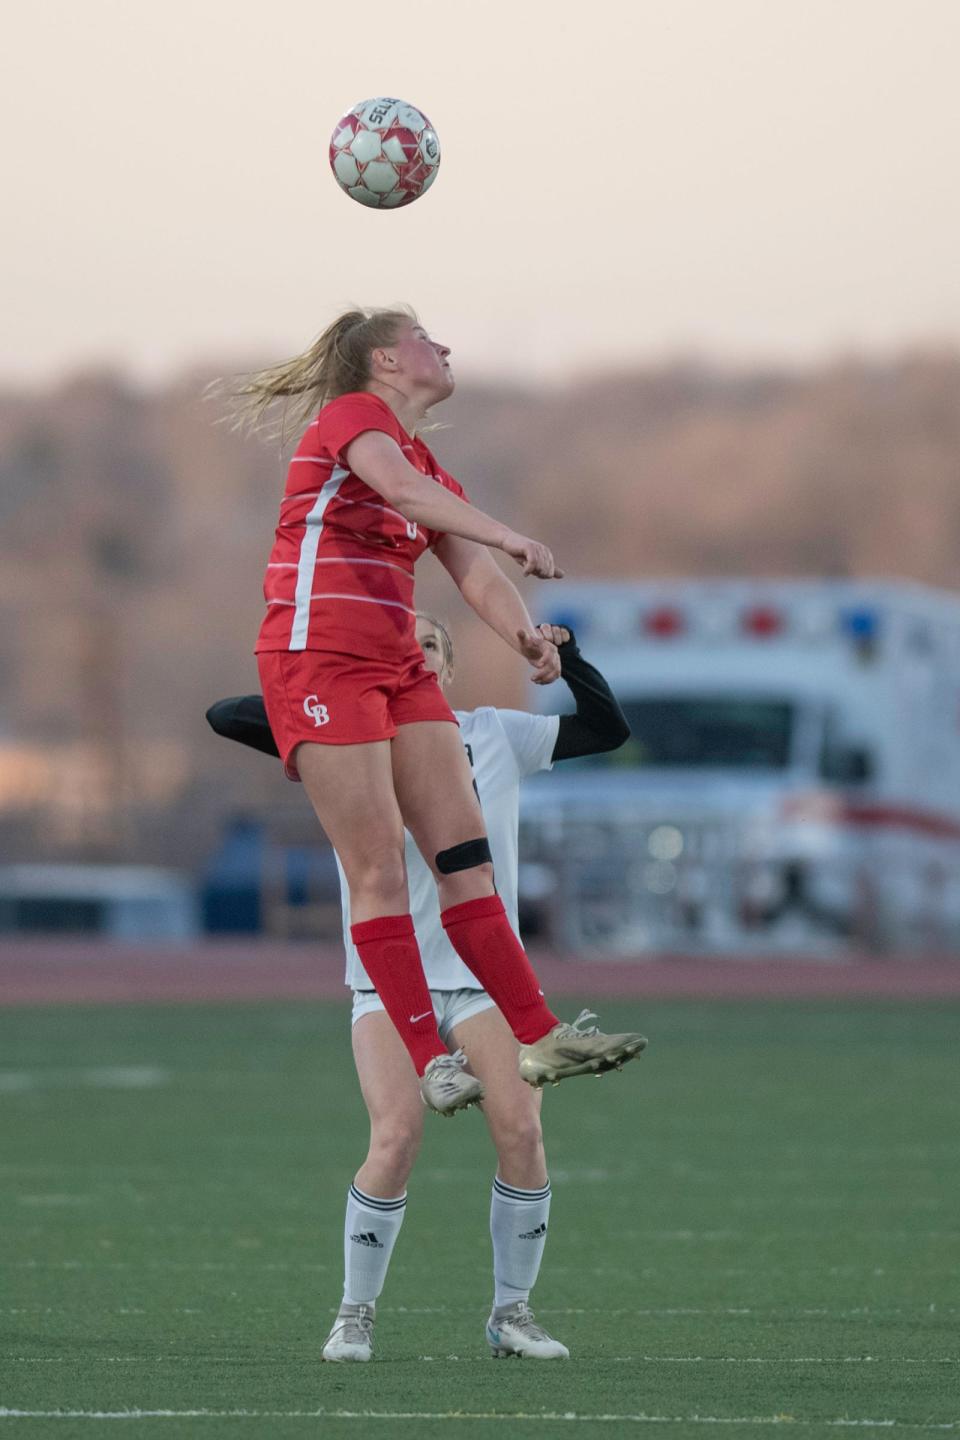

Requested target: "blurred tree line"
[{"left": 1, "top": 349, "right": 958, "bottom": 869}]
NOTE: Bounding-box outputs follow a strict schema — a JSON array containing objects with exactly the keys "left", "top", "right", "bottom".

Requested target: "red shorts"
[{"left": 257, "top": 649, "right": 458, "bottom": 780}]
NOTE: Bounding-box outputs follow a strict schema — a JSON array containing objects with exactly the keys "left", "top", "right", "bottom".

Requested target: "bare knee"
[
  {"left": 499, "top": 1111, "right": 544, "bottom": 1157},
  {"left": 491, "top": 1109, "right": 546, "bottom": 1183},
  {"left": 344, "top": 844, "right": 408, "bottom": 910},
  {"left": 361, "top": 1115, "right": 423, "bottom": 1192}
]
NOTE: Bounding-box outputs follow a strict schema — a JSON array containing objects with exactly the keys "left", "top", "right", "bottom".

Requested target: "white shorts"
[{"left": 350, "top": 987, "right": 496, "bottom": 1046}]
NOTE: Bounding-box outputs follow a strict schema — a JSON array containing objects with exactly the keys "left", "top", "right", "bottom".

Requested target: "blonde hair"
[{"left": 221, "top": 305, "right": 417, "bottom": 441}]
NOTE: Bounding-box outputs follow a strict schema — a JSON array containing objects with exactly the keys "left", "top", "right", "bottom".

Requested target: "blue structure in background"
[
  {"left": 201, "top": 814, "right": 341, "bottom": 934},
  {"left": 0, "top": 864, "right": 199, "bottom": 941},
  {"left": 201, "top": 815, "right": 265, "bottom": 933}
]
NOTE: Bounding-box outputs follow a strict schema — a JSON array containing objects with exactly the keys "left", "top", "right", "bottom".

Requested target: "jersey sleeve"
[
  {"left": 317, "top": 394, "right": 400, "bottom": 467},
  {"left": 437, "top": 467, "right": 469, "bottom": 504},
  {"left": 496, "top": 709, "right": 561, "bottom": 777}
]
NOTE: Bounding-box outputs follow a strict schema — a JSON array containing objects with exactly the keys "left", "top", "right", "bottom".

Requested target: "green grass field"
[{"left": 1, "top": 998, "right": 958, "bottom": 1439}]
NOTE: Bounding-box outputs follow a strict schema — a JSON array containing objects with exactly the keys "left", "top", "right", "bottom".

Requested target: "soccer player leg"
[
  {"left": 295, "top": 739, "right": 445, "bottom": 1078},
  {"left": 448, "top": 1006, "right": 568, "bottom": 1360},
  {"left": 390, "top": 720, "right": 559, "bottom": 1045},
  {"left": 323, "top": 1008, "right": 423, "bottom": 1363}
]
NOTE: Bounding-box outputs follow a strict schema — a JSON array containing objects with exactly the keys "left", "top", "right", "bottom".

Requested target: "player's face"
[
  {"left": 387, "top": 320, "right": 454, "bottom": 400},
  {"left": 416, "top": 619, "right": 453, "bottom": 687}
]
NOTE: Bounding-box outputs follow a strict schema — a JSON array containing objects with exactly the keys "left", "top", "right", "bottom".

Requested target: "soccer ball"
[{"left": 329, "top": 97, "right": 440, "bottom": 209}]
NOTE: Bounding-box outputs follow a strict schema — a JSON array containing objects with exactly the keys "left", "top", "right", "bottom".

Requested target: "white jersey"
[{"left": 339, "top": 706, "right": 560, "bottom": 990}]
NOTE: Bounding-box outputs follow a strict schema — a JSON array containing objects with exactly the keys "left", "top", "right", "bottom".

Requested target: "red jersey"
[{"left": 255, "top": 393, "right": 469, "bottom": 661}]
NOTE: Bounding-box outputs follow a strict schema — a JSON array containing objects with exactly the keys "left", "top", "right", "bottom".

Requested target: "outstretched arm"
[
  {"left": 345, "top": 431, "right": 563, "bottom": 580},
  {"left": 434, "top": 533, "right": 561, "bottom": 685},
  {"left": 539, "top": 626, "right": 631, "bottom": 761}
]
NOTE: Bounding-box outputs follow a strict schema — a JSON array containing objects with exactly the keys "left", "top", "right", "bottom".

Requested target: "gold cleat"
[{"left": 518, "top": 1010, "right": 647, "bottom": 1090}]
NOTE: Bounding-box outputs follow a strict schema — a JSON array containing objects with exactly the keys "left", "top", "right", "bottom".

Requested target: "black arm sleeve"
[
  {"left": 551, "top": 633, "right": 631, "bottom": 762},
  {"left": 205, "top": 695, "right": 280, "bottom": 760}
]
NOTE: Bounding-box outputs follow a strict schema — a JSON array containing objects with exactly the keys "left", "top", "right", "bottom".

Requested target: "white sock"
[
  {"left": 490, "top": 1174, "right": 551, "bottom": 1311},
  {"left": 342, "top": 1182, "right": 407, "bottom": 1306}
]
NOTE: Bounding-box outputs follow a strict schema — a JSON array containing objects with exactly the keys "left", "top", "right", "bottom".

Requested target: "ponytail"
[{"left": 218, "top": 304, "right": 416, "bottom": 441}]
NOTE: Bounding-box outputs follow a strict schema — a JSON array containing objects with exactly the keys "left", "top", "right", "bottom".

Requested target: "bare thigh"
[
  {"left": 390, "top": 721, "right": 494, "bottom": 906},
  {"left": 352, "top": 1010, "right": 425, "bottom": 1195},
  {"left": 450, "top": 1006, "right": 547, "bottom": 1190},
  {"left": 296, "top": 740, "right": 408, "bottom": 921}
]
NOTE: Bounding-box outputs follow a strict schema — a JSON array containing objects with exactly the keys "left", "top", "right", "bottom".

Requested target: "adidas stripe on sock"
[
  {"left": 490, "top": 1175, "right": 552, "bottom": 1310},
  {"left": 342, "top": 1182, "right": 407, "bottom": 1306}
]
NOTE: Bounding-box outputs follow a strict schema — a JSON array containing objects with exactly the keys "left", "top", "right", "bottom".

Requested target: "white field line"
[
  {"left": 398, "top": 1305, "right": 959, "bottom": 1318},
  {"left": 4, "top": 1302, "right": 957, "bottom": 1319},
  {"left": 0, "top": 1067, "right": 168, "bottom": 1092},
  {"left": 1, "top": 1260, "right": 330, "bottom": 1272},
  {"left": 417, "top": 1356, "right": 958, "bottom": 1367},
  {"left": 0, "top": 1408, "right": 957, "bottom": 1428},
  {"left": 16, "top": 1195, "right": 93, "bottom": 1206},
  {"left": 7, "top": 1356, "right": 958, "bottom": 1367},
  {"left": 6, "top": 1223, "right": 957, "bottom": 1242},
  {"left": 625, "top": 1357, "right": 960, "bottom": 1366},
  {"left": 2, "top": 1260, "right": 956, "bottom": 1280}
]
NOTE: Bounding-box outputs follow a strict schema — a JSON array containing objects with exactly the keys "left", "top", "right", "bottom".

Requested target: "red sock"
[
  {"left": 350, "top": 914, "right": 445, "bottom": 1076},
  {"left": 440, "top": 895, "right": 559, "bottom": 1045}
]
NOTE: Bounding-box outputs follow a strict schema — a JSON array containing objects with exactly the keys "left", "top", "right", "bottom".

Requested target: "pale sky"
[{"left": 3, "top": 0, "right": 959, "bottom": 384}]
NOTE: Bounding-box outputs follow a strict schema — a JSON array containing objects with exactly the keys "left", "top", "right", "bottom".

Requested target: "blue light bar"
[
  {"left": 546, "top": 610, "right": 586, "bottom": 637},
  {"left": 840, "top": 608, "right": 880, "bottom": 641}
]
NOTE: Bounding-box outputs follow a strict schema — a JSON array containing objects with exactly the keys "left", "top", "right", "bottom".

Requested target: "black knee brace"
[{"left": 436, "top": 837, "right": 493, "bottom": 875}]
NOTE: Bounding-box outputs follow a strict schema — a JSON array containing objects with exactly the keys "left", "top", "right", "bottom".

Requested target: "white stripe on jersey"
[
  {"left": 280, "top": 492, "right": 411, "bottom": 527},
  {"left": 267, "top": 557, "right": 411, "bottom": 577},
  {"left": 280, "top": 491, "right": 325, "bottom": 506},
  {"left": 336, "top": 496, "right": 411, "bottom": 524},
  {"left": 267, "top": 593, "right": 418, "bottom": 615},
  {"left": 289, "top": 455, "right": 334, "bottom": 465},
  {"left": 308, "top": 593, "right": 417, "bottom": 613},
  {"left": 289, "top": 466, "right": 349, "bottom": 649}
]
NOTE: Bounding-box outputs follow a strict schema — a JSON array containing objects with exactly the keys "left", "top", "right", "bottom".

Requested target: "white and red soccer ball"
[{"left": 329, "top": 97, "right": 440, "bottom": 209}]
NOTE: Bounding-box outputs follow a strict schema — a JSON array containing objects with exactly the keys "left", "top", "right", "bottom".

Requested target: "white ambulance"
[{"left": 520, "top": 579, "right": 960, "bottom": 954}]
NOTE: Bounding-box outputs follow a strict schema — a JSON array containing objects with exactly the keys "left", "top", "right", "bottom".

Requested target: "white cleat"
[
  {"left": 486, "top": 1301, "right": 570, "bottom": 1359},
  {"left": 321, "top": 1301, "right": 375, "bottom": 1362},
  {"left": 518, "top": 1010, "right": 647, "bottom": 1089},
  {"left": 419, "top": 1049, "right": 484, "bottom": 1117}
]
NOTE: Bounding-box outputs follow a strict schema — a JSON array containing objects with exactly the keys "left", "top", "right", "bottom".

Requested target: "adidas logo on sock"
[
  {"left": 518, "top": 1222, "right": 547, "bottom": 1239},
  {"left": 349, "top": 1230, "right": 384, "bottom": 1248}
]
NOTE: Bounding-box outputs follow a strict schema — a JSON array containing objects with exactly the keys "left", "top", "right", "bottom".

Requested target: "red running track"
[{"left": 0, "top": 939, "right": 958, "bottom": 1006}]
